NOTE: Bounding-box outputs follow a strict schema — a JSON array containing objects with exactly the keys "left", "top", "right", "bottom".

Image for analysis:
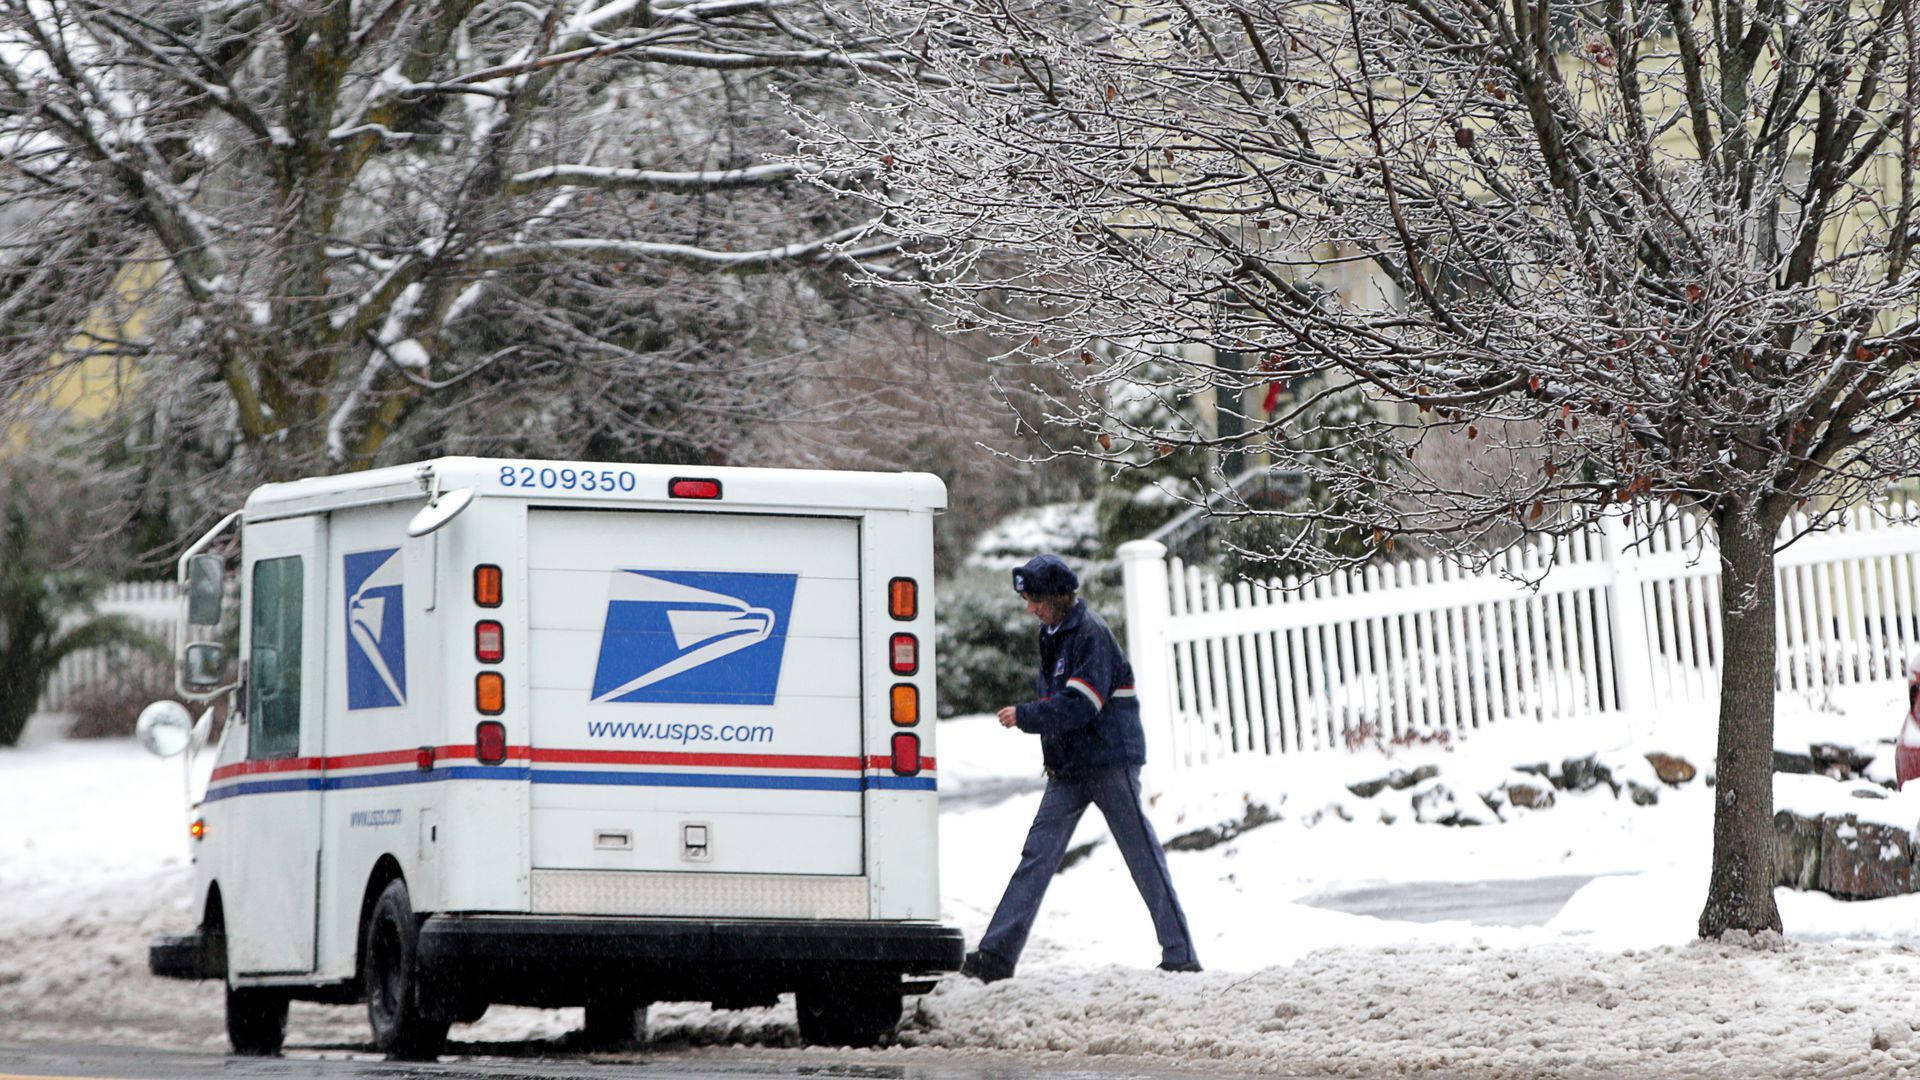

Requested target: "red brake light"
[
  {"left": 475, "top": 620, "right": 504, "bottom": 663},
  {"left": 889, "top": 633, "right": 918, "bottom": 676},
  {"left": 891, "top": 732, "right": 922, "bottom": 776},
  {"left": 476, "top": 721, "right": 507, "bottom": 765},
  {"left": 669, "top": 478, "right": 722, "bottom": 499}
]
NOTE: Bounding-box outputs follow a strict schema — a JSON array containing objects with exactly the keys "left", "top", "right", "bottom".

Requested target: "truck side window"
[{"left": 249, "top": 556, "right": 303, "bottom": 760}]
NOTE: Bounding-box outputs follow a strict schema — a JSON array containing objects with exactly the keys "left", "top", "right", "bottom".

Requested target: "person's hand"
[{"left": 996, "top": 706, "right": 1019, "bottom": 729}]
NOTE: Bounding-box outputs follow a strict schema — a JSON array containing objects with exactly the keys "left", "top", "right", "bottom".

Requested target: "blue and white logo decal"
[
  {"left": 344, "top": 548, "right": 407, "bottom": 710},
  {"left": 590, "top": 570, "right": 798, "bottom": 706}
]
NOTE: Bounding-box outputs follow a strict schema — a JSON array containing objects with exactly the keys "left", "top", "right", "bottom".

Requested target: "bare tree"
[
  {"left": 801, "top": 0, "right": 1920, "bottom": 936},
  {"left": 0, "top": 0, "right": 918, "bottom": 516}
]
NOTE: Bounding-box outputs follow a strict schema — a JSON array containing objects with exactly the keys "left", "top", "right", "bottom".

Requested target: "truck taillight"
[
  {"left": 474, "top": 564, "right": 502, "bottom": 607},
  {"left": 891, "top": 732, "right": 921, "bottom": 776},
  {"left": 475, "top": 620, "right": 504, "bottom": 663},
  {"left": 476, "top": 672, "right": 505, "bottom": 715},
  {"left": 476, "top": 721, "right": 507, "bottom": 765},
  {"left": 889, "top": 633, "right": 918, "bottom": 675},
  {"left": 888, "top": 577, "right": 918, "bottom": 620},
  {"left": 890, "top": 684, "right": 919, "bottom": 726},
  {"left": 669, "top": 477, "right": 722, "bottom": 499}
]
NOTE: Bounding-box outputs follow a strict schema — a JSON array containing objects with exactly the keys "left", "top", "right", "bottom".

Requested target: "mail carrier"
[{"left": 141, "top": 458, "right": 961, "bottom": 1058}]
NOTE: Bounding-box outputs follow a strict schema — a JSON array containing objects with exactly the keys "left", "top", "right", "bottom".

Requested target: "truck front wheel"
[
  {"left": 225, "top": 982, "right": 289, "bottom": 1055},
  {"left": 363, "top": 880, "right": 451, "bottom": 1060},
  {"left": 794, "top": 981, "right": 904, "bottom": 1047}
]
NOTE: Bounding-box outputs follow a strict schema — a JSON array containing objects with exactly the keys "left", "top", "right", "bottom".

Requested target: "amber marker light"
[
  {"left": 474, "top": 564, "right": 503, "bottom": 608},
  {"left": 189, "top": 818, "right": 206, "bottom": 842},
  {"left": 476, "top": 672, "right": 506, "bottom": 715},
  {"left": 890, "top": 684, "right": 919, "bottom": 726},
  {"left": 888, "top": 577, "right": 918, "bottom": 620}
]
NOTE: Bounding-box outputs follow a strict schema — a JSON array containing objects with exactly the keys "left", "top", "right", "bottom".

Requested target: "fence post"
[
  {"left": 1119, "top": 539, "right": 1176, "bottom": 795},
  {"left": 1601, "top": 512, "right": 1657, "bottom": 740}
]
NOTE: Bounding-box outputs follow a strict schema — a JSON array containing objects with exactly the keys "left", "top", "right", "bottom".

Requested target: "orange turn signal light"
[
  {"left": 474, "top": 564, "right": 503, "bottom": 608},
  {"left": 890, "top": 684, "right": 919, "bottom": 726},
  {"left": 888, "top": 577, "right": 918, "bottom": 620},
  {"left": 476, "top": 671, "right": 505, "bottom": 715}
]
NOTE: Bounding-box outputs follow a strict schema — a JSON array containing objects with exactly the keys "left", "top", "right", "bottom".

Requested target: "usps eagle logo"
[
  {"left": 344, "top": 548, "right": 407, "bottom": 710},
  {"left": 590, "top": 570, "right": 798, "bottom": 705}
]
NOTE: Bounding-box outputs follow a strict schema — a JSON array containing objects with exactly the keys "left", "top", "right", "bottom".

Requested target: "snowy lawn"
[{"left": 7, "top": 685, "right": 1920, "bottom": 1074}]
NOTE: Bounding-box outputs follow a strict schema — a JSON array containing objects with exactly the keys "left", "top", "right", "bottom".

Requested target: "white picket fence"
[
  {"left": 38, "top": 581, "right": 179, "bottom": 712},
  {"left": 1118, "top": 501, "right": 1920, "bottom": 770}
]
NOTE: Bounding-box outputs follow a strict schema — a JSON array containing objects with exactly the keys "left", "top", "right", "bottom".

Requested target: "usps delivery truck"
[{"left": 141, "top": 457, "right": 961, "bottom": 1058}]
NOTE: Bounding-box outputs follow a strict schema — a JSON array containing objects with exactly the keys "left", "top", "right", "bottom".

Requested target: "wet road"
[
  {"left": 1300, "top": 874, "right": 1609, "bottom": 926},
  {"left": 0, "top": 1042, "right": 1228, "bottom": 1080}
]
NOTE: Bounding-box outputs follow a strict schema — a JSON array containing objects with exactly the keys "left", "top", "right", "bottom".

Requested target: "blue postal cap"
[{"left": 1012, "top": 554, "right": 1079, "bottom": 596}]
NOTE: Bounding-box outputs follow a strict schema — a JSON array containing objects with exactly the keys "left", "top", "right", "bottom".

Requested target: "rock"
[
  {"left": 1388, "top": 764, "right": 1440, "bottom": 791},
  {"left": 1410, "top": 779, "right": 1459, "bottom": 824},
  {"left": 1347, "top": 776, "right": 1391, "bottom": 799},
  {"left": 1503, "top": 773, "right": 1557, "bottom": 810},
  {"left": 1559, "top": 754, "right": 1602, "bottom": 792},
  {"left": 1774, "top": 749, "right": 1815, "bottom": 775},
  {"left": 1645, "top": 752, "right": 1697, "bottom": 785},
  {"left": 1513, "top": 761, "right": 1551, "bottom": 779},
  {"left": 1164, "top": 801, "right": 1282, "bottom": 852},
  {"left": 1818, "top": 813, "right": 1915, "bottom": 899},
  {"left": 1477, "top": 785, "right": 1511, "bottom": 823},
  {"left": 1774, "top": 810, "right": 1822, "bottom": 889},
  {"left": 1811, "top": 742, "right": 1876, "bottom": 781},
  {"left": 1448, "top": 794, "right": 1497, "bottom": 826},
  {"left": 1624, "top": 780, "right": 1660, "bottom": 806}
]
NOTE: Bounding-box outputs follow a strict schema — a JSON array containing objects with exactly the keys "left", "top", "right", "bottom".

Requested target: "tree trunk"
[{"left": 1697, "top": 508, "right": 1784, "bottom": 938}]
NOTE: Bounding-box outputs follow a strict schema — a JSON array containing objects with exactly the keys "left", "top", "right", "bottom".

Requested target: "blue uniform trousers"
[{"left": 976, "top": 764, "right": 1198, "bottom": 970}]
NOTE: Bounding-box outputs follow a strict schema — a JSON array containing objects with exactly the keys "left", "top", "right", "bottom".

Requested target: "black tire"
[
  {"left": 363, "top": 879, "right": 451, "bottom": 1061},
  {"left": 581, "top": 1001, "right": 647, "bottom": 1048},
  {"left": 225, "top": 982, "right": 289, "bottom": 1055},
  {"left": 211, "top": 900, "right": 287, "bottom": 1056},
  {"left": 795, "top": 981, "right": 903, "bottom": 1047}
]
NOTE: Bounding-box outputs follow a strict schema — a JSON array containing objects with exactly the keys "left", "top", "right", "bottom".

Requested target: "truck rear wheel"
[
  {"left": 363, "top": 880, "right": 451, "bottom": 1060},
  {"left": 794, "top": 981, "right": 903, "bottom": 1047}
]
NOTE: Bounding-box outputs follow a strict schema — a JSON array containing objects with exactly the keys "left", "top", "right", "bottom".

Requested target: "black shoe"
[
  {"left": 1158, "top": 960, "right": 1203, "bottom": 973},
  {"left": 960, "top": 949, "right": 1014, "bottom": 984}
]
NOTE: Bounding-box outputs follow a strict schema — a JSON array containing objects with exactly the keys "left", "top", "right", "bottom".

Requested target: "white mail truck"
[{"left": 140, "top": 457, "right": 960, "bottom": 1059}]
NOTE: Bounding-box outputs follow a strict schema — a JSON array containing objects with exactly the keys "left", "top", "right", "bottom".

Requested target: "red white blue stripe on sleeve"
[{"left": 1065, "top": 677, "right": 1105, "bottom": 710}]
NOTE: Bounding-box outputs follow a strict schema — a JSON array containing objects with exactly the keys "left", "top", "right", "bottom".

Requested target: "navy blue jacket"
[{"left": 1014, "top": 600, "right": 1146, "bottom": 774}]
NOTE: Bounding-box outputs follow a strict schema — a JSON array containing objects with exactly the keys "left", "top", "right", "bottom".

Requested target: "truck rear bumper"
[{"left": 417, "top": 915, "right": 964, "bottom": 1007}]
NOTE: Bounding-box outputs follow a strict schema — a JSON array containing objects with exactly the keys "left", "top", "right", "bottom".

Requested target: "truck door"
[
  {"left": 226, "top": 515, "right": 327, "bottom": 975},
  {"left": 526, "top": 509, "right": 865, "bottom": 884}
]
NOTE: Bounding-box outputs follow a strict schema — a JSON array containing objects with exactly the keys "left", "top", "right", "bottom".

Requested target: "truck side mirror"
[
  {"left": 182, "top": 641, "right": 229, "bottom": 694},
  {"left": 186, "top": 554, "right": 225, "bottom": 627},
  {"left": 136, "top": 700, "right": 194, "bottom": 758}
]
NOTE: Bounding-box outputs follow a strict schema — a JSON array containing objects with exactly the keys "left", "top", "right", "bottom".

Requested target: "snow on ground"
[{"left": 6, "top": 682, "right": 1920, "bottom": 1074}]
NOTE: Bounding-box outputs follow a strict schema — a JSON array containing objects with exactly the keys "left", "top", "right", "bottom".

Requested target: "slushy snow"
[{"left": 6, "top": 681, "right": 1920, "bottom": 1074}]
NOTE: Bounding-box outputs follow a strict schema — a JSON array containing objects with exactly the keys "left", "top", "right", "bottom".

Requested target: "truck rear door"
[{"left": 525, "top": 508, "right": 865, "bottom": 887}]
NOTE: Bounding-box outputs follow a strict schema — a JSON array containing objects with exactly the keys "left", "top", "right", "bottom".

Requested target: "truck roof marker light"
[
  {"left": 888, "top": 577, "right": 918, "bottom": 620},
  {"left": 890, "top": 684, "right": 919, "bottom": 726},
  {"left": 669, "top": 477, "right": 722, "bottom": 499},
  {"left": 891, "top": 732, "right": 922, "bottom": 776},
  {"left": 475, "top": 620, "right": 504, "bottom": 664},
  {"left": 474, "top": 564, "right": 502, "bottom": 608},
  {"left": 476, "top": 672, "right": 505, "bottom": 715},
  {"left": 476, "top": 721, "right": 507, "bottom": 765},
  {"left": 889, "top": 633, "right": 918, "bottom": 676}
]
